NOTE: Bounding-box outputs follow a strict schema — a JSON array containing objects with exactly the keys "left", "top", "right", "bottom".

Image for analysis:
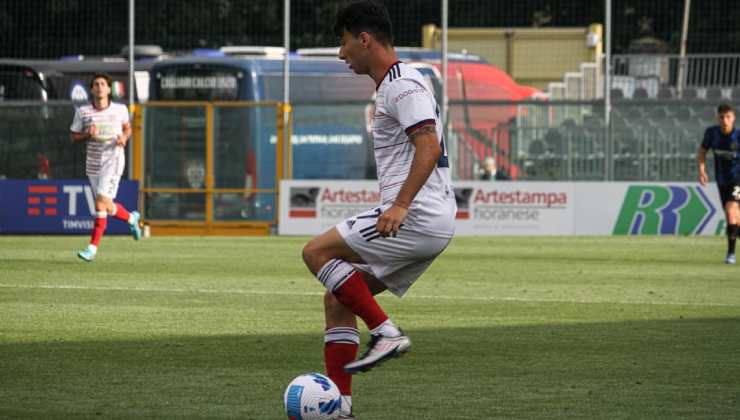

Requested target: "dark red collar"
[{"left": 91, "top": 99, "right": 111, "bottom": 111}]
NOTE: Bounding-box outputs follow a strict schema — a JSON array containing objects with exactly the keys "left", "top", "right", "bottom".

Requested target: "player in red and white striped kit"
[
  {"left": 301, "top": 2, "right": 456, "bottom": 418},
  {"left": 70, "top": 73, "right": 141, "bottom": 262}
]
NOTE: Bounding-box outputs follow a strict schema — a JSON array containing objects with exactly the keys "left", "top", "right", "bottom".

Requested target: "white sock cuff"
[
  {"left": 324, "top": 327, "right": 360, "bottom": 345},
  {"left": 95, "top": 211, "right": 107, "bottom": 218},
  {"left": 316, "top": 259, "right": 356, "bottom": 292},
  {"left": 110, "top": 205, "right": 117, "bottom": 216},
  {"left": 371, "top": 319, "right": 401, "bottom": 337}
]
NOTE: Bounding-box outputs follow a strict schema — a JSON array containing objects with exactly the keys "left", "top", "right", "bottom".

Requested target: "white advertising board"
[{"left": 279, "top": 180, "right": 725, "bottom": 236}]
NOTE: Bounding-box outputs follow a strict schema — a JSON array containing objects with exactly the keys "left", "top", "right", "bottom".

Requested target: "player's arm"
[
  {"left": 116, "top": 122, "right": 132, "bottom": 147},
  {"left": 376, "top": 125, "right": 441, "bottom": 237},
  {"left": 70, "top": 108, "right": 96, "bottom": 143},
  {"left": 698, "top": 128, "right": 711, "bottom": 186},
  {"left": 70, "top": 130, "right": 91, "bottom": 143},
  {"left": 697, "top": 145, "right": 708, "bottom": 186},
  {"left": 393, "top": 125, "right": 441, "bottom": 209}
]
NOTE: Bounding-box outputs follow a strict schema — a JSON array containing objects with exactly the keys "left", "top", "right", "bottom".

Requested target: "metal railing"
[
  {"left": 449, "top": 99, "right": 729, "bottom": 182},
  {"left": 612, "top": 54, "right": 740, "bottom": 90}
]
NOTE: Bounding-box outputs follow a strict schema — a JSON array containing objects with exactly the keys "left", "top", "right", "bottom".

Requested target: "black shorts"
[{"left": 718, "top": 184, "right": 740, "bottom": 206}]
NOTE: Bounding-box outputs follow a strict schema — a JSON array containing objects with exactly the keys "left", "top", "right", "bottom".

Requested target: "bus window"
[
  {"left": 0, "top": 66, "right": 49, "bottom": 101},
  {"left": 152, "top": 65, "right": 245, "bottom": 100},
  {"left": 262, "top": 73, "right": 374, "bottom": 102}
]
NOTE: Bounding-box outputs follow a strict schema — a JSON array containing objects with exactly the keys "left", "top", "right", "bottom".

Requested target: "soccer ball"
[{"left": 284, "top": 373, "right": 342, "bottom": 420}]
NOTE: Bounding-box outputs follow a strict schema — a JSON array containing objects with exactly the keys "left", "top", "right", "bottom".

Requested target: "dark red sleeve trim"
[{"left": 404, "top": 119, "right": 436, "bottom": 136}]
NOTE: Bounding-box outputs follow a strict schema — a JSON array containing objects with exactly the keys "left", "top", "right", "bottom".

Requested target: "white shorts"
[
  {"left": 88, "top": 173, "right": 121, "bottom": 199},
  {"left": 336, "top": 201, "right": 454, "bottom": 297}
]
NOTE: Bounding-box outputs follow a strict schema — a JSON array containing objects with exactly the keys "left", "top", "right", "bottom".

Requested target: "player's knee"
[
  {"left": 302, "top": 239, "right": 325, "bottom": 274},
  {"left": 94, "top": 201, "right": 107, "bottom": 212}
]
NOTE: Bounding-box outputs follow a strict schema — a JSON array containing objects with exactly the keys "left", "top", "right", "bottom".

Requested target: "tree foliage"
[{"left": 1, "top": 0, "right": 738, "bottom": 59}]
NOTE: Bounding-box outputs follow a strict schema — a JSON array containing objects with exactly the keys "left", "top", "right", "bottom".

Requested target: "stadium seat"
[
  {"left": 705, "top": 86, "right": 724, "bottom": 101},
  {"left": 610, "top": 88, "right": 624, "bottom": 99},
  {"left": 583, "top": 115, "right": 604, "bottom": 129},
  {"left": 731, "top": 87, "right": 740, "bottom": 101},
  {"left": 647, "top": 106, "right": 670, "bottom": 119},
  {"left": 633, "top": 87, "right": 649, "bottom": 99},
  {"left": 622, "top": 106, "right": 644, "bottom": 119},
  {"left": 657, "top": 86, "right": 675, "bottom": 99},
  {"left": 672, "top": 106, "right": 692, "bottom": 121},
  {"left": 528, "top": 139, "right": 547, "bottom": 156},
  {"left": 697, "top": 105, "right": 717, "bottom": 123},
  {"left": 681, "top": 87, "right": 698, "bottom": 99},
  {"left": 560, "top": 118, "right": 577, "bottom": 130},
  {"left": 544, "top": 129, "right": 564, "bottom": 154}
]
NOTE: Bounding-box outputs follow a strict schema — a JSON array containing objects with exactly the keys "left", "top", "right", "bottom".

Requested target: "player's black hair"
[
  {"left": 89, "top": 72, "right": 113, "bottom": 89},
  {"left": 717, "top": 103, "right": 736, "bottom": 115},
  {"left": 334, "top": 0, "right": 394, "bottom": 46}
]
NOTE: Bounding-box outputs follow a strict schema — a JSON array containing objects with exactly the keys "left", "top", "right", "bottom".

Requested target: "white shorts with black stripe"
[{"left": 336, "top": 200, "right": 454, "bottom": 297}]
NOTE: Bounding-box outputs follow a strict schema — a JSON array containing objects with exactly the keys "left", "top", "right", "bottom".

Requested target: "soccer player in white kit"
[
  {"left": 301, "top": 2, "right": 456, "bottom": 418},
  {"left": 70, "top": 73, "right": 142, "bottom": 262}
]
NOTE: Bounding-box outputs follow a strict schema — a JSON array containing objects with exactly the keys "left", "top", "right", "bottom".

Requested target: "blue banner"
[{"left": 0, "top": 179, "right": 139, "bottom": 234}]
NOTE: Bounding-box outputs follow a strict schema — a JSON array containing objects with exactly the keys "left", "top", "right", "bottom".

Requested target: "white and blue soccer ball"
[{"left": 284, "top": 373, "right": 342, "bottom": 420}]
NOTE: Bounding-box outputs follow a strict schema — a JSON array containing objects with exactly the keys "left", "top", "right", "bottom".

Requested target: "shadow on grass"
[{"left": 1, "top": 317, "right": 739, "bottom": 420}]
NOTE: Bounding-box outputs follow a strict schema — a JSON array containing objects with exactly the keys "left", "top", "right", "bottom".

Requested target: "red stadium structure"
[{"left": 440, "top": 61, "right": 542, "bottom": 180}]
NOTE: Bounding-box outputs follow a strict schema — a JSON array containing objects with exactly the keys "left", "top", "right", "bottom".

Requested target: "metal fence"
[
  {"left": 612, "top": 54, "right": 740, "bottom": 93},
  {"left": 0, "top": 99, "right": 726, "bottom": 185},
  {"left": 0, "top": 102, "right": 83, "bottom": 180},
  {"left": 448, "top": 99, "right": 726, "bottom": 183}
]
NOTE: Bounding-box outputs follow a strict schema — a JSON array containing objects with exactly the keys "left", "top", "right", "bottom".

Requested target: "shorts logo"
[
  {"left": 27, "top": 185, "right": 59, "bottom": 216},
  {"left": 613, "top": 185, "right": 716, "bottom": 235},
  {"left": 454, "top": 188, "right": 473, "bottom": 219},
  {"left": 289, "top": 187, "right": 320, "bottom": 218}
]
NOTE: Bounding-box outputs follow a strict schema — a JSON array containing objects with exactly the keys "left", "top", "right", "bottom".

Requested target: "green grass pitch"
[{"left": 1, "top": 235, "right": 739, "bottom": 419}]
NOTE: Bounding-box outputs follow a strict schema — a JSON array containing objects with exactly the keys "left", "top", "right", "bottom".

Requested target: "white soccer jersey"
[
  {"left": 70, "top": 102, "right": 129, "bottom": 177},
  {"left": 371, "top": 61, "right": 455, "bottom": 237}
]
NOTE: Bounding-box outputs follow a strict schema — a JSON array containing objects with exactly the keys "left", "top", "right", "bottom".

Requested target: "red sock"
[
  {"left": 112, "top": 202, "right": 131, "bottom": 223},
  {"left": 325, "top": 341, "right": 358, "bottom": 396},
  {"left": 90, "top": 212, "right": 107, "bottom": 246},
  {"left": 333, "top": 271, "right": 388, "bottom": 330}
]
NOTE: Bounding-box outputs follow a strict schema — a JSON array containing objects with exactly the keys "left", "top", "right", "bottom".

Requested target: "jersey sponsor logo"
[
  {"left": 393, "top": 87, "right": 425, "bottom": 103},
  {"left": 613, "top": 185, "right": 717, "bottom": 235}
]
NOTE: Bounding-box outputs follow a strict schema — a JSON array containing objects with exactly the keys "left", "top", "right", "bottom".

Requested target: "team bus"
[
  {"left": 0, "top": 58, "right": 154, "bottom": 103},
  {"left": 0, "top": 58, "right": 155, "bottom": 181},
  {"left": 144, "top": 51, "right": 381, "bottom": 221}
]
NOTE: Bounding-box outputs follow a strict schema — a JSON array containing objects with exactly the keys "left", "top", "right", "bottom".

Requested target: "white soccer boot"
[
  {"left": 77, "top": 245, "right": 97, "bottom": 262},
  {"left": 344, "top": 331, "right": 411, "bottom": 374}
]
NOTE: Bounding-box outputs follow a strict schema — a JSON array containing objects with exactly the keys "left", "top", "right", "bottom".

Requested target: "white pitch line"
[{"left": 1, "top": 283, "right": 738, "bottom": 308}]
